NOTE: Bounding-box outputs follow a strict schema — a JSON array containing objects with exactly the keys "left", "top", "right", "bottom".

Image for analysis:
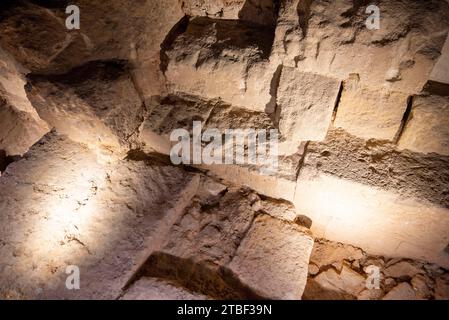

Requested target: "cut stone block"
[
  {"left": 334, "top": 75, "right": 409, "bottom": 141},
  {"left": 121, "top": 277, "right": 208, "bottom": 300},
  {"left": 398, "top": 95, "right": 449, "bottom": 156},
  {"left": 273, "top": 0, "right": 449, "bottom": 94},
  {"left": 429, "top": 35, "right": 449, "bottom": 93},
  {"left": 139, "top": 95, "right": 301, "bottom": 201},
  {"left": 139, "top": 95, "right": 216, "bottom": 155},
  {"left": 27, "top": 60, "right": 144, "bottom": 153},
  {"left": 383, "top": 283, "right": 417, "bottom": 300},
  {"left": 182, "top": 0, "right": 278, "bottom": 26},
  {"left": 138, "top": 185, "right": 312, "bottom": 299},
  {"left": 294, "top": 129, "right": 449, "bottom": 268},
  {"left": 228, "top": 214, "right": 314, "bottom": 300},
  {"left": 277, "top": 67, "right": 341, "bottom": 149},
  {"left": 308, "top": 266, "right": 366, "bottom": 299},
  {"left": 164, "top": 17, "right": 276, "bottom": 112}
]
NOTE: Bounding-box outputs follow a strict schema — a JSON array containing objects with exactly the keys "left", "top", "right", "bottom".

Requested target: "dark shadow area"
[
  {"left": 423, "top": 80, "right": 449, "bottom": 97},
  {"left": 238, "top": 0, "right": 280, "bottom": 27},
  {"left": 129, "top": 251, "right": 266, "bottom": 300},
  {"left": 162, "top": 16, "right": 277, "bottom": 65},
  {"left": 160, "top": 15, "right": 190, "bottom": 74}
]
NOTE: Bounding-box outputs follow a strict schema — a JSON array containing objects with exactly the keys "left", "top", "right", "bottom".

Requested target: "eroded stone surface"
[
  {"left": 277, "top": 67, "right": 341, "bottom": 149},
  {"left": 0, "top": 47, "right": 49, "bottom": 156},
  {"left": 164, "top": 17, "right": 276, "bottom": 112},
  {"left": 121, "top": 277, "right": 208, "bottom": 300},
  {"left": 228, "top": 214, "right": 314, "bottom": 300},
  {"left": 334, "top": 75, "right": 409, "bottom": 141},
  {"left": 274, "top": 0, "right": 449, "bottom": 94},
  {"left": 0, "top": 131, "right": 199, "bottom": 299},
  {"left": 398, "top": 95, "right": 449, "bottom": 156}
]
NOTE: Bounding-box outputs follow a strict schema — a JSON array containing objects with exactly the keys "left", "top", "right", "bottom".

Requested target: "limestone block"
[
  {"left": 228, "top": 214, "right": 314, "bottom": 300},
  {"left": 28, "top": 60, "right": 144, "bottom": 152},
  {"left": 0, "top": 47, "right": 49, "bottom": 156},
  {"left": 334, "top": 75, "right": 409, "bottom": 141},
  {"left": 310, "top": 266, "right": 366, "bottom": 299},
  {"left": 383, "top": 283, "right": 417, "bottom": 300},
  {"left": 277, "top": 67, "right": 341, "bottom": 148},
  {"left": 164, "top": 17, "right": 276, "bottom": 112},
  {"left": 0, "top": 131, "right": 199, "bottom": 299},
  {"left": 273, "top": 0, "right": 449, "bottom": 94},
  {"left": 398, "top": 95, "right": 449, "bottom": 156},
  {"left": 182, "top": 0, "right": 278, "bottom": 26},
  {"left": 294, "top": 130, "right": 449, "bottom": 268},
  {"left": 121, "top": 277, "right": 207, "bottom": 300}
]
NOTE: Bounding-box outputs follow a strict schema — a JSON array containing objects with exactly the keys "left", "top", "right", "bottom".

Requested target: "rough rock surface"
[
  {"left": 228, "top": 214, "right": 313, "bottom": 299},
  {"left": 134, "top": 186, "right": 314, "bottom": 299},
  {"left": 27, "top": 60, "right": 144, "bottom": 151},
  {"left": 277, "top": 67, "right": 341, "bottom": 149},
  {"left": 0, "top": 131, "right": 199, "bottom": 299},
  {"left": 164, "top": 16, "right": 276, "bottom": 112},
  {"left": 334, "top": 75, "right": 410, "bottom": 141},
  {"left": 1, "top": 0, "right": 449, "bottom": 301},
  {"left": 398, "top": 95, "right": 449, "bottom": 156},
  {"left": 121, "top": 277, "right": 208, "bottom": 300},
  {"left": 304, "top": 239, "right": 449, "bottom": 300},
  {"left": 0, "top": 47, "right": 49, "bottom": 156},
  {"left": 275, "top": 0, "right": 449, "bottom": 94},
  {"left": 295, "top": 129, "right": 449, "bottom": 266}
]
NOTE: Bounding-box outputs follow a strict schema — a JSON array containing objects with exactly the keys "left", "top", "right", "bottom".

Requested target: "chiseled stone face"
[
  {"left": 228, "top": 214, "right": 314, "bottom": 300},
  {"left": 334, "top": 75, "right": 410, "bottom": 141},
  {"left": 398, "top": 95, "right": 449, "bottom": 156},
  {"left": 277, "top": 67, "right": 341, "bottom": 147},
  {"left": 0, "top": 0, "right": 449, "bottom": 301}
]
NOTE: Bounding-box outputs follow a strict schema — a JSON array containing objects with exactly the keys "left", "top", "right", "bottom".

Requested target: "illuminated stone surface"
[
  {"left": 0, "top": 0, "right": 448, "bottom": 300},
  {"left": 398, "top": 95, "right": 449, "bottom": 156}
]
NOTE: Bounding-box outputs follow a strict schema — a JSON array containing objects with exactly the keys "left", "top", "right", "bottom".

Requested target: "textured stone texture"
[
  {"left": 164, "top": 17, "right": 276, "bottom": 112},
  {"left": 275, "top": 0, "right": 449, "bottom": 94},
  {"left": 137, "top": 186, "right": 313, "bottom": 299},
  {"left": 383, "top": 283, "right": 417, "bottom": 300},
  {"left": 1, "top": 0, "right": 449, "bottom": 301},
  {"left": 398, "top": 95, "right": 449, "bottom": 156},
  {"left": 228, "top": 214, "right": 314, "bottom": 300},
  {"left": 295, "top": 130, "right": 449, "bottom": 267},
  {"left": 304, "top": 239, "right": 449, "bottom": 300},
  {"left": 27, "top": 60, "right": 144, "bottom": 154},
  {"left": 182, "top": 0, "right": 279, "bottom": 27},
  {"left": 0, "top": 47, "right": 49, "bottom": 156},
  {"left": 277, "top": 68, "right": 341, "bottom": 149},
  {"left": 121, "top": 277, "right": 208, "bottom": 300},
  {"left": 0, "top": 131, "right": 199, "bottom": 299},
  {"left": 334, "top": 75, "right": 409, "bottom": 141}
]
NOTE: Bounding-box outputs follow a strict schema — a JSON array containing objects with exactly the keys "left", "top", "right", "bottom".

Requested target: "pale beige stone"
[
  {"left": 164, "top": 17, "right": 276, "bottom": 112},
  {"left": 398, "top": 95, "right": 449, "bottom": 156},
  {"left": 294, "top": 169, "right": 449, "bottom": 269},
  {"left": 334, "top": 76, "right": 409, "bottom": 141},
  {"left": 384, "top": 261, "right": 423, "bottom": 279},
  {"left": 275, "top": 0, "right": 449, "bottom": 94},
  {"left": 357, "top": 289, "right": 384, "bottom": 300},
  {"left": 0, "top": 131, "right": 199, "bottom": 299},
  {"left": 312, "top": 266, "right": 366, "bottom": 298},
  {"left": 383, "top": 283, "right": 417, "bottom": 300},
  {"left": 430, "top": 35, "right": 449, "bottom": 85},
  {"left": 229, "top": 214, "right": 314, "bottom": 300},
  {"left": 277, "top": 68, "right": 341, "bottom": 150},
  {"left": 121, "top": 277, "right": 208, "bottom": 300}
]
